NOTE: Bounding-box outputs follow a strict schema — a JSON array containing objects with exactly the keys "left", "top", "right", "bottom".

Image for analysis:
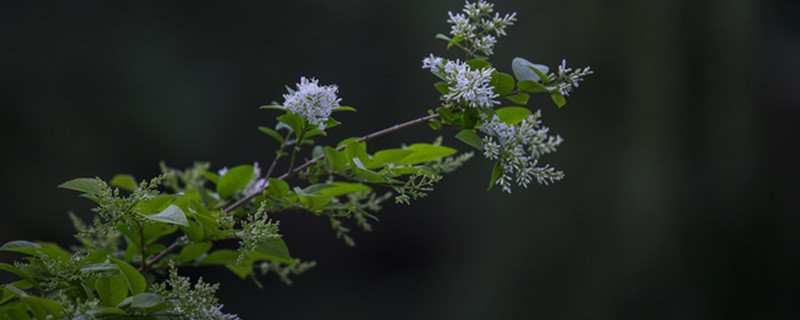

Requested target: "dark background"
[{"left": 1, "top": 0, "right": 799, "bottom": 318}]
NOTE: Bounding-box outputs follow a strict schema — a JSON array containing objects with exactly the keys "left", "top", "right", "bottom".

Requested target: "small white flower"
[
  {"left": 282, "top": 77, "right": 341, "bottom": 130},
  {"left": 447, "top": 12, "right": 475, "bottom": 39},
  {"left": 438, "top": 60, "right": 499, "bottom": 109},
  {"left": 421, "top": 54, "right": 444, "bottom": 73}
]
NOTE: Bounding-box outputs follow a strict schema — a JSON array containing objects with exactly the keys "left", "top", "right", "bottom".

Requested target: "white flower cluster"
[
  {"left": 446, "top": 1, "right": 517, "bottom": 56},
  {"left": 422, "top": 56, "right": 500, "bottom": 109},
  {"left": 480, "top": 111, "right": 564, "bottom": 193},
  {"left": 552, "top": 59, "right": 593, "bottom": 96},
  {"left": 282, "top": 77, "right": 341, "bottom": 130}
]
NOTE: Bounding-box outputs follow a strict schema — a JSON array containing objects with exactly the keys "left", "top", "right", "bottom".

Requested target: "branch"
[
  {"left": 222, "top": 112, "right": 441, "bottom": 214},
  {"left": 145, "top": 112, "right": 441, "bottom": 269}
]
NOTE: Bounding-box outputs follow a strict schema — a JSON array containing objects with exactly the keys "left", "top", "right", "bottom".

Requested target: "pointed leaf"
[
  {"left": 551, "top": 92, "right": 567, "bottom": 108},
  {"left": 109, "top": 256, "right": 146, "bottom": 295},
  {"left": 143, "top": 205, "right": 188, "bottom": 227},
  {"left": 488, "top": 161, "right": 502, "bottom": 191},
  {"left": 58, "top": 178, "right": 103, "bottom": 195},
  {"left": 395, "top": 144, "right": 457, "bottom": 165},
  {"left": 505, "top": 93, "right": 530, "bottom": 105},
  {"left": 109, "top": 174, "right": 137, "bottom": 192},
  {"left": 455, "top": 130, "right": 484, "bottom": 151},
  {"left": 258, "top": 127, "right": 284, "bottom": 143}
]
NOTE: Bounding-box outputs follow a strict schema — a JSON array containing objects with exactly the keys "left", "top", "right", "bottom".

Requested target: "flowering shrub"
[{"left": 0, "top": 1, "right": 591, "bottom": 319}]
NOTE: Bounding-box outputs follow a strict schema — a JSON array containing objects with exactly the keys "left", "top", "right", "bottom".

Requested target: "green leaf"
[
  {"left": 266, "top": 178, "right": 290, "bottom": 198},
  {"left": 23, "top": 296, "right": 62, "bottom": 320},
  {"left": 78, "top": 263, "right": 119, "bottom": 273},
  {"left": 395, "top": 144, "right": 457, "bottom": 165},
  {"left": 201, "top": 172, "right": 219, "bottom": 184},
  {"left": 130, "top": 293, "right": 164, "bottom": 309},
  {"left": 58, "top": 178, "right": 103, "bottom": 195},
  {"left": 434, "top": 33, "right": 451, "bottom": 42},
  {"left": 434, "top": 82, "right": 449, "bottom": 95},
  {"left": 258, "top": 126, "right": 284, "bottom": 143},
  {"left": 277, "top": 113, "right": 304, "bottom": 133},
  {"left": 447, "top": 36, "right": 462, "bottom": 49},
  {"left": 550, "top": 92, "right": 567, "bottom": 108},
  {"left": 142, "top": 205, "right": 189, "bottom": 227},
  {"left": 110, "top": 174, "right": 137, "bottom": 192},
  {"left": 517, "top": 79, "right": 549, "bottom": 93},
  {"left": 332, "top": 106, "right": 356, "bottom": 112},
  {"left": 109, "top": 256, "right": 146, "bottom": 295},
  {"left": 95, "top": 275, "right": 128, "bottom": 306},
  {"left": 461, "top": 106, "right": 480, "bottom": 129},
  {"left": 259, "top": 105, "right": 285, "bottom": 111},
  {"left": 455, "top": 130, "right": 484, "bottom": 151},
  {"left": 324, "top": 118, "right": 341, "bottom": 129},
  {"left": 528, "top": 65, "right": 550, "bottom": 84},
  {"left": 252, "top": 238, "right": 295, "bottom": 264},
  {"left": 135, "top": 194, "right": 178, "bottom": 215},
  {"left": 511, "top": 57, "right": 549, "bottom": 82},
  {"left": 177, "top": 242, "right": 212, "bottom": 262},
  {"left": 217, "top": 165, "right": 255, "bottom": 199},
  {"left": 488, "top": 161, "right": 502, "bottom": 191},
  {"left": 490, "top": 72, "right": 515, "bottom": 96},
  {"left": 0, "top": 240, "right": 40, "bottom": 251},
  {"left": 298, "top": 193, "right": 332, "bottom": 210},
  {"left": 505, "top": 93, "right": 530, "bottom": 105},
  {"left": 304, "top": 128, "right": 327, "bottom": 139},
  {"left": 368, "top": 149, "right": 415, "bottom": 169},
  {"left": 323, "top": 147, "right": 347, "bottom": 171},
  {"left": 199, "top": 250, "right": 238, "bottom": 265},
  {"left": 0, "top": 241, "right": 70, "bottom": 262},
  {"left": 344, "top": 141, "right": 369, "bottom": 164},
  {"left": 0, "top": 264, "right": 40, "bottom": 292},
  {"left": 495, "top": 107, "right": 532, "bottom": 125},
  {"left": 466, "top": 59, "right": 491, "bottom": 70},
  {"left": 0, "top": 287, "right": 14, "bottom": 305},
  {"left": 316, "top": 182, "right": 372, "bottom": 197}
]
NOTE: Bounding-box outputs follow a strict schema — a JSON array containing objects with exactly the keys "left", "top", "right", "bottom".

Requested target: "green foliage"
[{"left": 0, "top": 2, "right": 590, "bottom": 319}]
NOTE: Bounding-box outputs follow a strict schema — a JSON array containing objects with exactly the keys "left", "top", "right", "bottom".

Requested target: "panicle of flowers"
[
  {"left": 551, "top": 59, "right": 593, "bottom": 96},
  {"left": 480, "top": 111, "right": 565, "bottom": 193},
  {"left": 153, "top": 266, "right": 242, "bottom": 320},
  {"left": 446, "top": 1, "right": 517, "bottom": 56},
  {"left": 282, "top": 77, "right": 341, "bottom": 130},
  {"left": 236, "top": 201, "right": 281, "bottom": 264},
  {"left": 423, "top": 58, "right": 499, "bottom": 109}
]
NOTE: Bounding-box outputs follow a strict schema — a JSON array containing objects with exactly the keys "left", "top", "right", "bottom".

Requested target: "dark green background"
[{"left": 1, "top": 0, "right": 798, "bottom": 318}]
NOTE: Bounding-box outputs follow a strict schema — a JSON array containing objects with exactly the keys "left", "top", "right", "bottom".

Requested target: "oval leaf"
[
  {"left": 110, "top": 174, "right": 137, "bottom": 192},
  {"left": 495, "top": 107, "right": 532, "bottom": 125},
  {"left": 131, "top": 293, "right": 164, "bottom": 309},
  {"left": 217, "top": 165, "right": 255, "bottom": 199}
]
